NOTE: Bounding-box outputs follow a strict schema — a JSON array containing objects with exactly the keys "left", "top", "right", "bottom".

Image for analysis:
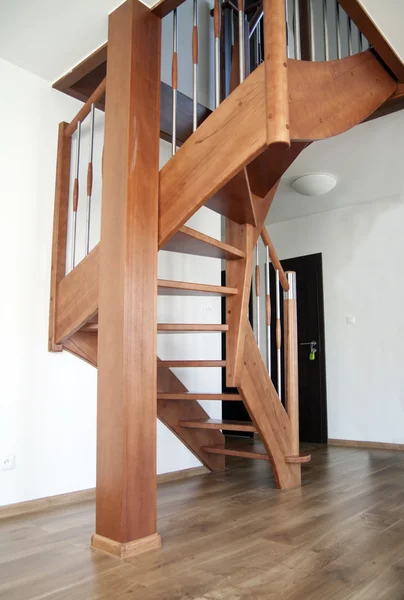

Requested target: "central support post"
[{"left": 92, "top": 0, "right": 162, "bottom": 558}]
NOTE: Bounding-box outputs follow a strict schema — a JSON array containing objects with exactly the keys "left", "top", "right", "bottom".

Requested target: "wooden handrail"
[
  {"left": 65, "top": 78, "right": 106, "bottom": 138},
  {"left": 260, "top": 226, "right": 289, "bottom": 291}
]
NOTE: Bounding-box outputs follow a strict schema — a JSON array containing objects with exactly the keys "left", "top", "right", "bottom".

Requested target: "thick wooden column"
[{"left": 91, "top": 0, "right": 162, "bottom": 559}]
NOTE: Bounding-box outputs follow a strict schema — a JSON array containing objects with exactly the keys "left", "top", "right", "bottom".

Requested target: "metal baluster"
[
  {"left": 323, "top": 0, "right": 329, "bottom": 61},
  {"left": 336, "top": 0, "right": 342, "bottom": 59},
  {"left": 294, "top": 0, "right": 301, "bottom": 60},
  {"left": 71, "top": 121, "right": 81, "bottom": 269},
  {"left": 172, "top": 9, "right": 178, "bottom": 155},
  {"left": 276, "top": 269, "right": 282, "bottom": 400},
  {"left": 257, "top": 19, "right": 262, "bottom": 63},
  {"left": 85, "top": 104, "right": 95, "bottom": 256},
  {"left": 231, "top": 8, "right": 235, "bottom": 46},
  {"left": 285, "top": 0, "right": 290, "bottom": 58},
  {"left": 348, "top": 16, "right": 353, "bottom": 56},
  {"left": 193, "top": 0, "right": 199, "bottom": 131},
  {"left": 214, "top": 0, "right": 221, "bottom": 107},
  {"left": 308, "top": 0, "right": 315, "bottom": 61},
  {"left": 265, "top": 247, "right": 271, "bottom": 376},
  {"left": 238, "top": 0, "right": 245, "bottom": 82},
  {"left": 255, "top": 243, "right": 261, "bottom": 349}
]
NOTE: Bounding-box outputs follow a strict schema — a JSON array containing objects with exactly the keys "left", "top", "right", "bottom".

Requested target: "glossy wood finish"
[
  {"left": 157, "top": 393, "right": 241, "bottom": 400},
  {"left": 63, "top": 331, "right": 98, "bottom": 367},
  {"left": 159, "top": 65, "right": 266, "bottom": 246},
  {"left": 263, "top": 0, "right": 290, "bottom": 148},
  {"left": 151, "top": 0, "right": 187, "bottom": 18},
  {"left": 55, "top": 246, "right": 99, "bottom": 343},
  {"left": 339, "top": 0, "right": 404, "bottom": 82},
  {"left": 3, "top": 445, "right": 404, "bottom": 599},
  {"left": 205, "top": 168, "right": 257, "bottom": 226},
  {"left": 284, "top": 276, "right": 299, "bottom": 458},
  {"left": 95, "top": 0, "right": 161, "bottom": 547},
  {"left": 48, "top": 122, "right": 71, "bottom": 351},
  {"left": 157, "top": 323, "right": 229, "bottom": 332},
  {"left": 158, "top": 360, "right": 226, "bottom": 368},
  {"left": 239, "top": 324, "right": 301, "bottom": 488},
  {"left": 64, "top": 78, "right": 106, "bottom": 137},
  {"left": 203, "top": 438, "right": 270, "bottom": 461},
  {"left": 157, "top": 280, "right": 238, "bottom": 296},
  {"left": 288, "top": 51, "right": 397, "bottom": 140},
  {"left": 162, "top": 225, "right": 245, "bottom": 260},
  {"left": 180, "top": 418, "right": 256, "bottom": 432},
  {"left": 261, "top": 225, "right": 289, "bottom": 291}
]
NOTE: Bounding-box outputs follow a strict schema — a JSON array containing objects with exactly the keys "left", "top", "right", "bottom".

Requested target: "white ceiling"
[
  {"left": 0, "top": 0, "right": 404, "bottom": 83},
  {"left": 268, "top": 109, "right": 404, "bottom": 224}
]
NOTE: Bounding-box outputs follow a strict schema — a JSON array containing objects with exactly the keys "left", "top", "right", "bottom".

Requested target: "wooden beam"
[
  {"left": 260, "top": 226, "right": 289, "bottom": 291},
  {"left": 205, "top": 167, "right": 257, "bottom": 226},
  {"left": 49, "top": 122, "right": 71, "bottom": 351},
  {"left": 92, "top": 0, "right": 162, "bottom": 557},
  {"left": 239, "top": 324, "right": 301, "bottom": 489},
  {"left": 63, "top": 331, "right": 98, "bottom": 367},
  {"left": 55, "top": 246, "right": 99, "bottom": 344},
  {"left": 338, "top": 0, "right": 404, "bottom": 83},
  {"left": 151, "top": 0, "right": 187, "bottom": 18}
]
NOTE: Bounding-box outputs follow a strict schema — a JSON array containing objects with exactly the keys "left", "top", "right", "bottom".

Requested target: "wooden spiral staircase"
[{"left": 49, "top": 0, "right": 403, "bottom": 558}]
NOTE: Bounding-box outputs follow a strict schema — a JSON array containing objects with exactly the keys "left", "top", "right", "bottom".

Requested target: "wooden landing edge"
[
  {"left": 91, "top": 532, "right": 162, "bottom": 559},
  {"left": 0, "top": 466, "right": 209, "bottom": 520}
]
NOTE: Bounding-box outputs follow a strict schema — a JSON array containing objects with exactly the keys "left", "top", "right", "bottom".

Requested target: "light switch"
[{"left": 346, "top": 316, "right": 356, "bottom": 325}]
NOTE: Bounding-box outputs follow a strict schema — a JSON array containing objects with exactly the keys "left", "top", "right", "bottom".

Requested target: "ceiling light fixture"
[{"left": 291, "top": 173, "right": 337, "bottom": 197}]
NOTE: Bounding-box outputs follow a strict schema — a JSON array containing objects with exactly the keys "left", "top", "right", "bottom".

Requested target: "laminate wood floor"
[{"left": 2, "top": 444, "right": 404, "bottom": 600}]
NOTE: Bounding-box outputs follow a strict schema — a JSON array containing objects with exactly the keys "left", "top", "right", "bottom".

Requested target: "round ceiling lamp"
[{"left": 291, "top": 173, "right": 337, "bottom": 197}]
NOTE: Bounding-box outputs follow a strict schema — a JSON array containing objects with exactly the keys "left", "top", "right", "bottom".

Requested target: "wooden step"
[
  {"left": 158, "top": 280, "right": 237, "bottom": 296},
  {"left": 180, "top": 419, "right": 256, "bottom": 432},
  {"left": 157, "top": 393, "right": 241, "bottom": 401},
  {"left": 158, "top": 324, "right": 228, "bottom": 333},
  {"left": 162, "top": 226, "right": 245, "bottom": 260},
  {"left": 201, "top": 438, "right": 270, "bottom": 461},
  {"left": 81, "top": 323, "right": 229, "bottom": 334},
  {"left": 158, "top": 360, "right": 226, "bottom": 368}
]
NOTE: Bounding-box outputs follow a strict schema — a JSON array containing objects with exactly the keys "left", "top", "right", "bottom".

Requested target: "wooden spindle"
[
  {"left": 71, "top": 120, "right": 81, "bottom": 270},
  {"left": 214, "top": 0, "right": 221, "bottom": 107},
  {"left": 284, "top": 271, "right": 299, "bottom": 457},
  {"left": 263, "top": 0, "right": 291, "bottom": 149},
  {"left": 193, "top": 0, "right": 198, "bottom": 130},
  {"left": 85, "top": 103, "right": 95, "bottom": 256},
  {"left": 255, "top": 244, "right": 260, "bottom": 348},
  {"left": 172, "top": 8, "right": 178, "bottom": 155},
  {"left": 265, "top": 246, "right": 271, "bottom": 375}
]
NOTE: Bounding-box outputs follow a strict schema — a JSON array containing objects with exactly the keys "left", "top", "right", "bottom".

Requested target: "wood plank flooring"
[{"left": 1, "top": 444, "right": 404, "bottom": 599}]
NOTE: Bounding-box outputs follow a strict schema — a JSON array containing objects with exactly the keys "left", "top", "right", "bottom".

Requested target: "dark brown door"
[{"left": 270, "top": 253, "right": 327, "bottom": 444}]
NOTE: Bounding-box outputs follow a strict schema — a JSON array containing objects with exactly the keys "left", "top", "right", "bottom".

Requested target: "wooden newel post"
[
  {"left": 263, "top": 0, "right": 291, "bottom": 149},
  {"left": 284, "top": 271, "right": 299, "bottom": 457}
]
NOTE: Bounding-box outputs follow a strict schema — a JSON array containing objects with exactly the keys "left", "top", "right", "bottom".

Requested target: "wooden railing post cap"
[{"left": 284, "top": 271, "right": 296, "bottom": 300}]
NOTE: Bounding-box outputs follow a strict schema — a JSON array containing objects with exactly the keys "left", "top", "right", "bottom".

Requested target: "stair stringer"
[{"left": 238, "top": 325, "right": 301, "bottom": 489}]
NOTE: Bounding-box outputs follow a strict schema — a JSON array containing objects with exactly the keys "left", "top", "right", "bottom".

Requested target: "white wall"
[
  {"left": 267, "top": 194, "right": 404, "bottom": 445},
  {"left": 0, "top": 7, "right": 221, "bottom": 506}
]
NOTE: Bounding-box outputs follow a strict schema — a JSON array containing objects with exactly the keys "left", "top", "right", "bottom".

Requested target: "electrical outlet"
[
  {"left": 206, "top": 300, "right": 213, "bottom": 312},
  {"left": 0, "top": 455, "right": 15, "bottom": 471}
]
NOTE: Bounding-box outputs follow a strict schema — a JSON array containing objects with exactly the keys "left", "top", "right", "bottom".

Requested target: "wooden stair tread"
[
  {"left": 180, "top": 419, "right": 256, "bottom": 432},
  {"left": 158, "top": 360, "right": 226, "bottom": 368},
  {"left": 158, "top": 280, "right": 238, "bottom": 296},
  {"left": 80, "top": 323, "right": 229, "bottom": 333},
  {"left": 157, "top": 393, "right": 241, "bottom": 400},
  {"left": 201, "top": 438, "right": 270, "bottom": 461},
  {"left": 162, "top": 226, "right": 245, "bottom": 260}
]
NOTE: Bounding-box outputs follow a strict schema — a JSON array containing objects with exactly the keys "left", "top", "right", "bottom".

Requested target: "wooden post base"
[{"left": 91, "top": 533, "right": 162, "bottom": 559}]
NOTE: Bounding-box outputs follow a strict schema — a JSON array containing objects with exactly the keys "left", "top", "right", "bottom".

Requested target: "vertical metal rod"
[
  {"left": 85, "top": 104, "right": 95, "bottom": 256},
  {"left": 231, "top": 9, "right": 235, "bottom": 46},
  {"left": 214, "top": 0, "right": 221, "bottom": 107},
  {"left": 347, "top": 16, "right": 353, "bottom": 56},
  {"left": 265, "top": 246, "right": 271, "bottom": 376},
  {"left": 71, "top": 121, "right": 81, "bottom": 270},
  {"left": 172, "top": 8, "right": 178, "bottom": 155},
  {"left": 255, "top": 243, "right": 261, "bottom": 349},
  {"left": 257, "top": 19, "right": 262, "bottom": 63},
  {"left": 254, "top": 24, "right": 259, "bottom": 68},
  {"left": 323, "top": 0, "right": 329, "bottom": 61},
  {"left": 336, "top": 0, "right": 342, "bottom": 59},
  {"left": 276, "top": 269, "right": 282, "bottom": 400},
  {"left": 308, "top": 0, "right": 315, "bottom": 61},
  {"left": 193, "top": 0, "right": 199, "bottom": 130},
  {"left": 294, "top": 0, "right": 301, "bottom": 60},
  {"left": 285, "top": 0, "right": 290, "bottom": 59},
  {"left": 238, "top": 0, "right": 245, "bottom": 82}
]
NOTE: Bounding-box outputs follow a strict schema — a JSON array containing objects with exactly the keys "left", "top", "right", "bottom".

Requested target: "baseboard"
[
  {"left": 329, "top": 439, "right": 404, "bottom": 451},
  {"left": 0, "top": 464, "right": 209, "bottom": 520},
  {"left": 91, "top": 532, "right": 162, "bottom": 558}
]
